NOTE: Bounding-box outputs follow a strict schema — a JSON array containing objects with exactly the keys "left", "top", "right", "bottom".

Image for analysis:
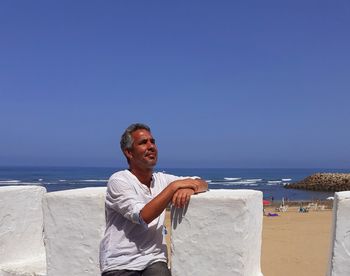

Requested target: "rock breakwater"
[{"left": 284, "top": 173, "right": 350, "bottom": 192}]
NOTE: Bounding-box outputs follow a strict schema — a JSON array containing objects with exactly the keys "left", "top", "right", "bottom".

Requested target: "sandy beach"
[
  {"left": 165, "top": 204, "right": 333, "bottom": 276},
  {"left": 261, "top": 206, "right": 332, "bottom": 276}
]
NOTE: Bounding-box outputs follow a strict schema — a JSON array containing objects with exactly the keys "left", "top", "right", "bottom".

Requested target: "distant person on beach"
[{"left": 99, "top": 123, "right": 208, "bottom": 276}]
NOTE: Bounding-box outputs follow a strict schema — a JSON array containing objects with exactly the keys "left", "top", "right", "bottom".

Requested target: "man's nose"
[{"left": 147, "top": 141, "right": 155, "bottom": 149}]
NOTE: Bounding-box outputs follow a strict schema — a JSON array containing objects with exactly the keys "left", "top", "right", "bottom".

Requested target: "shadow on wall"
[{"left": 170, "top": 203, "right": 189, "bottom": 230}]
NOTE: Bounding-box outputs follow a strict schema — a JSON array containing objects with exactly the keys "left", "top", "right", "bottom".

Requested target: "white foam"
[
  {"left": 0, "top": 181, "right": 42, "bottom": 186},
  {"left": 268, "top": 180, "right": 282, "bottom": 184},
  {"left": 210, "top": 181, "right": 250, "bottom": 185},
  {"left": 282, "top": 178, "right": 292, "bottom": 181},
  {"left": 224, "top": 181, "right": 249, "bottom": 185},
  {"left": 0, "top": 180, "right": 21, "bottom": 184},
  {"left": 224, "top": 177, "right": 241, "bottom": 181},
  {"left": 177, "top": 175, "right": 201, "bottom": 180},
  {"left": 237, "top": 181, "right": 258, "bottom": 184},
  {"left": 80, "top": 179, "right": 108, "bottom": 182},
  {"left": 210, "top": 180, "right": 261, "bottom": 186}
]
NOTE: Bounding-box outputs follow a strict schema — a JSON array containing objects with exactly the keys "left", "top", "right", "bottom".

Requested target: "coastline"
[{"left": 1, "top": 166, "right": 345, "bottom": 200}]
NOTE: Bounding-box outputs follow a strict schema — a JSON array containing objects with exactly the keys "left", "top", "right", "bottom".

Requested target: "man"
[{"left": 100, "top": 123, "right": 208, "bottom": 276}]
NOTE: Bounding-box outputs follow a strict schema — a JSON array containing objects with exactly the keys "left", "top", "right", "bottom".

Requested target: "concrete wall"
[
  {"left": 11, "top": 186, "right": 350, "bottom": 276},
  {"left": 43, "top": 187, "right": 106, "bottom": 276},
  {"left": 1, "top": 186, "right": 265, "bottom": 276},
  {"left": 0, "top": 186, "right": 46, "bottom": 276},
  {"left": 328, "top": 191, "right": 350, "bottom": 276},
  {"left": 171, "top": 189, "right": 263, "bottom": 276}
]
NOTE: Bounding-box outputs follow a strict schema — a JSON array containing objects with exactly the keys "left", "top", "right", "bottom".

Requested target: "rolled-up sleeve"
[{"left": 106, "top": 178, "right": 147, "bottom": 226}]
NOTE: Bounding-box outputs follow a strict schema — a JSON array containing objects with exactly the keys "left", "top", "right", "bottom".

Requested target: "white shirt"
[{"left": 99, "top": 169, "right": 181, "bottom": 273}]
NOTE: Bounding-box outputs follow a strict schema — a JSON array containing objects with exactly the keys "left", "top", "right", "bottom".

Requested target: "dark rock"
[{"left": 284, "top": 173, "right": 350, "bottom": 192}]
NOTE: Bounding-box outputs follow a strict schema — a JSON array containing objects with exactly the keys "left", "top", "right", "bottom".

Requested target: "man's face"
[{"left": 125, "top": 129, "right": 158, "bottom": 169}]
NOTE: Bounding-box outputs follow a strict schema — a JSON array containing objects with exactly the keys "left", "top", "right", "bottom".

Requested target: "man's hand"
[
  {"left": 140, "top": 178, "right": 208, "bottom": 224},
  {"left": 172, "top": 188, "right": 195, "bottom": 208},
  {"left": 172, "top": 178, "right": 208, "bottom": 194}
]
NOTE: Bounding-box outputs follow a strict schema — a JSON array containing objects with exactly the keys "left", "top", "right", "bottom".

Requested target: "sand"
[
  {"left": 261, "top": 206, "right": 332, "bottom": 276},
  {"left": 165, "top": 205, "right": 333, "bottom": 276}
]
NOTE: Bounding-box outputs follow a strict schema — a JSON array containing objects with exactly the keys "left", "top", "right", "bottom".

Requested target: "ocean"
[{"left": 0, "top": 166, "right": 348, "bottom": 201}]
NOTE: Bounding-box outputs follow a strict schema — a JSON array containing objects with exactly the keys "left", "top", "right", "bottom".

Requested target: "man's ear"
[{"left": 124, "top": 148, "right": 133, "bottom": 160}]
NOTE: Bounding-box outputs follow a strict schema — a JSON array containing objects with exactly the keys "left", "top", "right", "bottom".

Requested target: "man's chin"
[{"left": 146, "top": 159, "right": 157, "bottom": 167}]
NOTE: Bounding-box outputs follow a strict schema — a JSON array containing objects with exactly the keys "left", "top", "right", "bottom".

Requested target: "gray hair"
[{"left": 120, "top": 123, "right": 151, "bottom": 151}]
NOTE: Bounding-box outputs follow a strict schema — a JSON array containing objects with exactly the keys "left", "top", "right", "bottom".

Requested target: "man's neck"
[{"left": 129, "top": 167, "right": 153, "bottom": 187}]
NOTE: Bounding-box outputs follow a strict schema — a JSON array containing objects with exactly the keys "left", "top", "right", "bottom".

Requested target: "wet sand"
[{"left": 165, "top": 205, "right": 333, "bottom": 276}]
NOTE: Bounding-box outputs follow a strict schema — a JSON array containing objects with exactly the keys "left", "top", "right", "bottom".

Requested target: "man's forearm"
[
  {"left": 140, "top": 180, "right": 198, "bottom": 224},
  {"left": 140, "top": 178, "right": 208, "bottom": 224},
  {"left": 140, "top": 184, "right": 176, "bottom": 224}
]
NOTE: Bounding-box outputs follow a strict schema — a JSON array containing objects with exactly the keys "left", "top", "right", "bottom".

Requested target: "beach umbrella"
[{"left": 263, "top": 200, "right": 271, "bottom": 206}]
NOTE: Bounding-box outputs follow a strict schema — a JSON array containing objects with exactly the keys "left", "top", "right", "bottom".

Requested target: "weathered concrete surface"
[
  {"left": 0, "top": 186, "right": 46, "bottom": 276},
  {"left": 43, "top": 187, "right": 106, "bottom": 276},
  {"left": 328, "top": 191, "right": 350, "bottom": 276},
  {"left": 171, "top": 189, "right": 263, "bottom": 276}
]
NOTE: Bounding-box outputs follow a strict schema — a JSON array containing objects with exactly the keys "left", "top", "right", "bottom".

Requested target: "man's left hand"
[{"left": 171, "top": 188, "right": 195, "bottom": 208}]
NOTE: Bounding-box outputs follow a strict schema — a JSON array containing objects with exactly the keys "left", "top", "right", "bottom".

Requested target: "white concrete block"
[
  {"left": 0, "top": 258, "right": 46, "bottom": 276},
  {"left": 0, "top": 186, "right": 46, "bottom": 276},
  {"left": 171, "top": 189, "right": 263, "bottom": 276},
  {"left": 43, "top": 187, "right": 106, "bottom": 276},
  {"left": 327, "top": 191, "right": 350, "bottom": 276}
]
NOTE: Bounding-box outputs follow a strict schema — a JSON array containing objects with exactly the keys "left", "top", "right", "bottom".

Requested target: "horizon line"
[{"left": 0, "top": 165, "right": 349, "bottom": 170}]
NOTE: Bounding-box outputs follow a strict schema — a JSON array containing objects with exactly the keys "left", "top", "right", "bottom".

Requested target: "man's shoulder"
[
  {"left": 107, "top": 170, "right": 137, "bottom": 191},
  {"left": 152, "top": 171, "right": 201, "bottom": 183},
  {"left": 152, "top": 171, "right": 181, "bottom": 184},
  {"left": 109, "top": 169, "right": 130, "bottom": 181},
  {"left": 152, "top": 171, "right": 172, "bottom": 178}
]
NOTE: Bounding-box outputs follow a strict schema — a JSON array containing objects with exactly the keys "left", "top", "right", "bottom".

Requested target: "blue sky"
[{"left": 1, "top": 1, "right": 349, "bottom": 168}]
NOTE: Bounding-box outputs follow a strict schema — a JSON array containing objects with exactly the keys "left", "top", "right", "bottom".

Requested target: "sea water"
[{"left": 0, "top": 166, "right": 348, "bottom": 200}]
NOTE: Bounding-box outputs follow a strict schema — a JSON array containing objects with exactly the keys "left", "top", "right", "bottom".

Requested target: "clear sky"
[{"left": 1, "top": 1, "right": 349, "bottom": 168}]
